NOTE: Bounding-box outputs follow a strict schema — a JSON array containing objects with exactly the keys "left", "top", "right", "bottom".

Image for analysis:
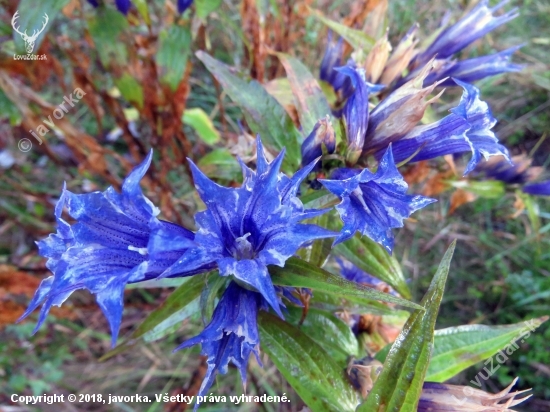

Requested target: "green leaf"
[
  {"left": 156, "top": 25, "right": 192, "bottom": 91},
  {"left": 259, "top": 312, "right": 357, "bottom": 412},
  {"left": 196, "top": 51, "right": 302, "bottom": 172},
  {"left": 183, "top": 108, "right": 220, "bottom": 144},
  {"left": 309, "top": 8, "right": 374, "bottom": 51},
  {"left": 359, "top": 241, "right": 455, "bottom": 412},
  {"left": 333, "top": 232, "right": 411, "bottom": 299},
  {"left": 199, "top": 274, "right": 228, "bottom": 325},
  {"left": 197, "top": 148, "right": 242, "bottom": 181},
  {"left": 275, "top": 52, "right": 332, "bottom": 136},
  {"left": 142, "top": 299, "right": 199, "bottom": 343},
  {"left": 132, "top": 0, "right": 150, "bottom": 25},
  {"left": 305, "top": 212, "right": 334, "bottom": 267},
  {"left": 285, "top": 307, "right": 359, "bottom": 364},
  {"left": 0, "top": 88, "right": 21, "bottom": 125},
  {"left": 195, "top": 0, "right": 223, "bottom": 19},
  {"left": 269, "top": 257, "right": 422, "bottom": 311},
  {"left": 114, "top": 74, "right": 144, "bottom": 109},
  {"left": 451, "top": 180, "right": 505, "bottom": 199},
  {"left": 99, "top": 274, "right": 208, "bottom": 361},
  {"left": 87, "top": 8, "right": 128, "bottom": 67},
  {"left": 13, "top": 0, "right": 69, "bottom": 54},
  {"left": 426, "top": 316, "right": 549, "bottom": 382}
]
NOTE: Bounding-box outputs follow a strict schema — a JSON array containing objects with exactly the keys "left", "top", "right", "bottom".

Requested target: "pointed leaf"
[
  {"left": 183, "top": 108, "right": 220, "bottom": 145},
  {"left": 309, "top": 8, "right": 375, "bottom": 51},
  {"left": 359, "top": 241, "right": 455, "bottom": 412},
  {"left": 426, "top": 316, "right": 549, "bottom": 382},
  {"left": 285, "top": 307, "right": 359, "bottom": 363},
  {"left": 87, "top": 8, "right": 128, "bottom": 67},
  {"left": 156, "top": 25, "right": 192, "bottom": 91},
  {"left": 275, "top": 52, "right": 333, "bottom": 136},
  {"left": 114, "top": 74, "right": 144, "bottom": 109},
  {"left": 334, "top": 232, "right": 411, "bottom": 299},
  {"left": 259, "top": 311, "right": 357, "bottom": 412},
  {"left": 269, "top": 257, "right": 422, "bottom": 311},
  {"left": 196, "top": 51, "right": 301, "bottom": 172},
  {"left": 13, "top": 0, "right": 69, "bottom": 54}
]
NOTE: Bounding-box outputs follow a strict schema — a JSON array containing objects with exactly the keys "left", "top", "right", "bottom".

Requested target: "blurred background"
[{"left": 0, "top": 0, "right": 548, "bottom": 411}]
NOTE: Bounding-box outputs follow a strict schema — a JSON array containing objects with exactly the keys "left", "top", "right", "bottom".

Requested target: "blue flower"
[
  {"left": 423, "top": 46, "right": 523, "bottom": 86},
  {"left": 381, "top": 80, "right": 510, "bottom": 175},
  {"left": 320, "top": 33, "right": 349, "bottom": 92},
  {"left": 178, "top": 0, "right": 194, "bottom": 13},
  {"left": 413, "top": 0, "right": 519, "bottom": 69},
  {"left": 115, "top": 0, "right": 132, "bottom": 15},
  {"left": 319, "top": 147, "right": 435, "bottom": 253},
  {"left": 300, "top": 116, "right": 336, "bottom": 167},
  {"left": 523, "top": 180, "right": 550, "bottom": 196},
  {"left": 339, "top": 67, "right": 371, "bottom": 165},
  {"left": 159, "top": 137, "right": 335, "bottom": 317},
  {"left": 174, "top": 282, "right": 264, "bottom": 410},
  {"left": 19, "top": 152, "right": 198, "bottom": 346}
]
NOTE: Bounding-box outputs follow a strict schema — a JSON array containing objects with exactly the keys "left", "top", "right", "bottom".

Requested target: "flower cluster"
[
  {"left": 21, "top": 138, "right": 336, "bottom": 405},
  {"left": 19, "top": 1, "right": 536, "bottom": 409},
  {"left": 321, "top": 0, "right": 522, "bottom": 91}
]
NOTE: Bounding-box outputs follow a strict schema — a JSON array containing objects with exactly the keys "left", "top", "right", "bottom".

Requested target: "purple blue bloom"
[
  {"left": 384, "top": 80, "right": 510, "bottom": 175},
  {"left": 115, "top": 0, "right": 132, "bottom": 15},
  {"left": 423, "top": 45, "right": 524, "bottom": 86},
  {"left": 178, "top": 0, "right": 194, "bottom": 14},
  {"left": 523, "top": 180, "right": 550, "bottom": 196},
  {"left": 174, "top": 282, "right": 264, "bottom": 410},
  {"left": 18, "top": 152, "right": 198, "bottom": 346},
  {"left": 339, "top": 67, "right": 371, "bottom": 165},
  {"left": 158, "top": 137, "right": 335, "bottom": 317},
  {"left": 320, "top": 33, "right": 354, "bottom": 96},
  {"left": 413, "top": 0, "right": 519, "bottom": 69},
  {"left": 300, "top": 116, "right": 336, "bottom": 167},
  {"left": 319, "top": 147, "right": 435, "bottom": 253}
]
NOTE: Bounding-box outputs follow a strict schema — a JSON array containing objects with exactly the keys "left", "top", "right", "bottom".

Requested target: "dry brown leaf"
[{"left": 448, "top": 189, "right": 476, "bottom": 215}]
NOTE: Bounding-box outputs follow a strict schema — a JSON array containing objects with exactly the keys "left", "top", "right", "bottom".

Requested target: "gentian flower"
[
  {"left": 382, "top": 80, "right": 510, "bottom": 175},
  {"left": 319, "top": 33, "right": 354, "bottom": 96},
  {"left": 338, "top": 67, "right": 370, "bottom": 165},
  {"left": 115, "top": 0, "right": 131, "bottom": 15},
  {"left": 175, "top": 282, "right": 264, "bottom": 410},
  {"left": 412, "top": 0, "right": 519, "bottom": 69},
  {"left": 19, "top": 152, "right": 199, "bottom": 346},
  {"left": 363, "top": 61, "right": 444, "bottom": 155},
  {"left": 178, "top": 0, "right": 194, "bottom": 14},
  {"left": 319, "top": 147, "right": 435, "bottom": 253},
  {"left": 301, "top": 116, "right": 336, "bottom": 167},
  {"left": 158, "top": 137, "right": 336, "bottom": 317},
  {"left": 523, "top": 180, "right": 550, "bottom": 196}
]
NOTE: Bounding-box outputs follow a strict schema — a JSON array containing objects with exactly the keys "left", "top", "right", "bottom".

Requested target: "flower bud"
[
  {"left": 300, "top": 116, "right": 336, "bottom": 167},
  {"left": 363, "top": 34, "right": 392, "bottom": 84}
]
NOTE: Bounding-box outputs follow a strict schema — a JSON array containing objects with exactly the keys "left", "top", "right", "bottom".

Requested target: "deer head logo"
[{"left": 11, "top": 11, "right": 49, "bottom": 54}]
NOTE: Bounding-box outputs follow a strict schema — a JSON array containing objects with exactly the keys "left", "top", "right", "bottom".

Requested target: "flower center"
[{"left": 234, "top": 232, "right": 255, "bottom": 260}]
